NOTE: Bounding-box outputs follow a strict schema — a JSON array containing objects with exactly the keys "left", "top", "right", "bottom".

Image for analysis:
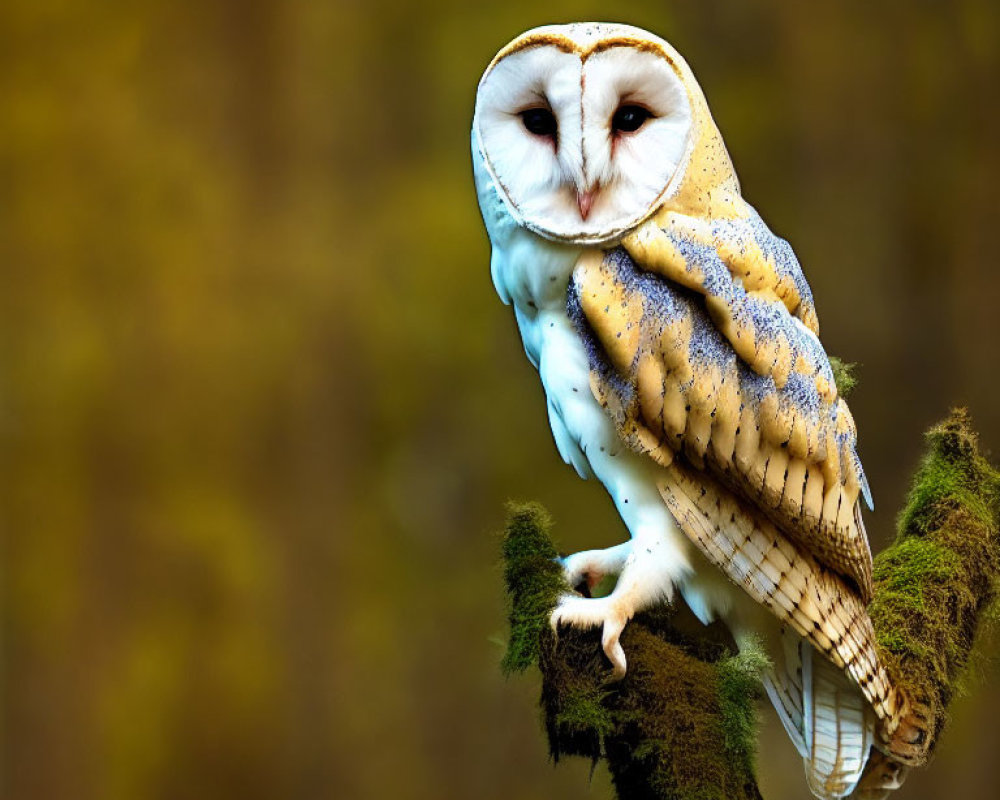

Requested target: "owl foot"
[
  {"left": 551, "top": 594, "right": 632, "bottom": 679},
  {"left": 560, "top": 541, "right": 632, "bottom": 595},
  {"left": 551, "top": 536, "right": 677, "bottom": 679}
]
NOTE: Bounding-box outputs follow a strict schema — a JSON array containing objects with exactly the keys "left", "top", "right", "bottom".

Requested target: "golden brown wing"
[
  {"left": 569, "top": 240, "right": 874, "bottom": 599},
  {"left": 625, "top": 208, "right": 821, "bottom": 348},
  {"left": 655, "top": 457, "right": 929, "bottom": 767}
]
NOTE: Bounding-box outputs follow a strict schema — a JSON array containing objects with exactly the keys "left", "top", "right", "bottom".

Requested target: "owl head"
[{"left": 473, "top": 23, "right": 741, "bottom": 246}]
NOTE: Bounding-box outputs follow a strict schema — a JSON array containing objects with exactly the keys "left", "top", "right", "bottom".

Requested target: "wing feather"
[
  {"left": 569, "top": 232, "right": 874, "bottom": 598},
  {"left": 651, "top": 458, "right": 893, "bottom": 718}
]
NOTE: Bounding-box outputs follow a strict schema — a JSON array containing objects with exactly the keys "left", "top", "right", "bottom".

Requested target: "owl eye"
[
  {"left": 612, "top": 105, "right": 652, "bottom": 134},
  {"left": 520, "top": 107, "right": 557, "bottom": 138}
]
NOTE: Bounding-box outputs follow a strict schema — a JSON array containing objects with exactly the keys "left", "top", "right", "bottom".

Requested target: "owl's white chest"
[
  {"left": 494, "top": 233, "right": 608, "bottom": 483},
  {"left": 477, "top": 159, "right": 615, "bottom": 484}
]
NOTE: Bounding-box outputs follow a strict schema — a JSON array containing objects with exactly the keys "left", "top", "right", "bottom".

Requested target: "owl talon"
[
  {"left": 602, "top": 615, "right": 628, "bottom": 680},
  {"left": 550, "top": 594, "right": 633, "bottom": 680}
]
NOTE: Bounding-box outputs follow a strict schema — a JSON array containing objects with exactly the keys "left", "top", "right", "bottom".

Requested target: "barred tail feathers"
[{"left": 764, "top": 631, "right": 876, "bottom": 799}]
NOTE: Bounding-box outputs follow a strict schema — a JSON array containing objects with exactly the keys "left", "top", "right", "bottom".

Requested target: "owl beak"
[{"left": 576, "top": 188, "right": 596, "bottom": 221}]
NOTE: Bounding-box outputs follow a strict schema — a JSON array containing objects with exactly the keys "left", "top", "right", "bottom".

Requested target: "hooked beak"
[{"left": 576, "top": 188, "right": 597, "bottom": 221}]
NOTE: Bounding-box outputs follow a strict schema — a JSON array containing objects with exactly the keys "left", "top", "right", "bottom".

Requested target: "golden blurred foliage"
[{"left": 1, "top": 1, "right": 999, "bottom": 799}]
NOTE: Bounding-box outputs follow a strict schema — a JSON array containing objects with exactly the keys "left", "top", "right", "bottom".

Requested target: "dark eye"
[
  {"left": 520, "top": 107, "right": 557, "bottom": 138},
  {"left": 612, "top": 105, "right": 652, "bottom": 134}
]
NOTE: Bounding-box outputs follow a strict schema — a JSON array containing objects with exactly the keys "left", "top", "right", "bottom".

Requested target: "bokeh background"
[{"left": 3, "top": 1, "right": 1000, "bottom": 798}]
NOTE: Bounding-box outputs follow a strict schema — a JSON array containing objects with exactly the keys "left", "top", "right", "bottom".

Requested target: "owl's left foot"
[
  {"left": 550, "top": 540, "right": 673, "bottom": 680},
  {"left": 551, "top": 594, "right": 633, "bottom": 678}
]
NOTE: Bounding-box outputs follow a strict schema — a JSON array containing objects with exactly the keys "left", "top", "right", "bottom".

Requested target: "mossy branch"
[
  {"left": 869, "top": 409, "right": 1000, "bottom": 749},
  {"left": 499, "top": 410, "right": 1000, "bottom": 800},
  {"left": 501, "top": 503, "right": 766, "bottom": 800}
]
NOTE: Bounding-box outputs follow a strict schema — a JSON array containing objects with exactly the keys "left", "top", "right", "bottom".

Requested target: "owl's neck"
[
  {"left": 493, "top": 227, "right": 583, "bottom": 313},
  {"left": 473, "top": 139, "right": 586, "bottom": 315}
]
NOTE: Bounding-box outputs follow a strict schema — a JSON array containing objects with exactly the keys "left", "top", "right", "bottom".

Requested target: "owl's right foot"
[{"left": 560, "top": 541, "right": 632, "bottom": 594}]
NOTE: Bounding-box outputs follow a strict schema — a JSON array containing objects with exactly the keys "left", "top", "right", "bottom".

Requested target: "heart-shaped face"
[{"left": 473, "top": 24, "right": 694, "bottom": 245}]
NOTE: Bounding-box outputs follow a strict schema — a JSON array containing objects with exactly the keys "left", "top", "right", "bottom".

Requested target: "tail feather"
[
  {"left": 762, "top": 631, "right": 807, "bottom": 757},
  {"left": 765, "top": 631, "right": 876, "bottom": 799},
  {"left": 803, "top": 641, "right": 874, "bottom": 798}
]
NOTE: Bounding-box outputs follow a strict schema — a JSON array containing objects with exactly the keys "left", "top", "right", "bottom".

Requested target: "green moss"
[
  {"left": 869, "top": 409, "right": 1000, "bottom": 754},
  {"left": 828, "top": 356, "right": 858, "bottom": 398},
  {"left": 872, "top": 538, "right": 962, "bottom": 612},
  {"left": 599, "top": 619, "right": 762, "bottom": 800},
  {"left": 875, "top": 628, "right": 914, "bottom": 657},
  {"left": 716, "top": 640, "right": 769, "bottom": 773},
  {"left": 554, "top": 687, "right": 616, "bottom": 740},
  {"left": 871, "top": 535, "right": 966, "bottom": 673},
  {"left": 896, "top": 411, "right": 1000, "bottom": 536},
  {"left": 500, "top": 502, "right": 567, "bottom": 675}
]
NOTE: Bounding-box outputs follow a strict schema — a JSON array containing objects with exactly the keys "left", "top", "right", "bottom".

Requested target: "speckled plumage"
[
  {"left": 572, "top": 243, "right": 874, "bottom": 600},
  {"left": 473, "top": 23, "right": 929, "bottom": 798}
]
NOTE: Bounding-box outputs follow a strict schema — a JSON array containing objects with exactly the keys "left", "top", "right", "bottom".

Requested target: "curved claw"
[
  {"left": 601, "top": 615, "right": 628, "bottom": 680},
  {"left": 550, "top": 595, "right": 632, "bottom": 679}
]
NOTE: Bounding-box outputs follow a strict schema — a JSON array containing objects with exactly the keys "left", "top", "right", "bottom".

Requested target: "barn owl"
[{"left": 472, "top": 23, "right": 930, "bottom": 799}]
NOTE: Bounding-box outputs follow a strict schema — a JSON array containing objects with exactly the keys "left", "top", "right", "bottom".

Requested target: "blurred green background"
[{"left": 2, "top": 1, "right": 999, "bottom": 798}]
